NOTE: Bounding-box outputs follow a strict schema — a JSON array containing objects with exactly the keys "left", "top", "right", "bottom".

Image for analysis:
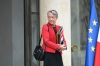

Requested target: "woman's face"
[{"left": 47, "top": 12, "right": 57, "bottom": 26}]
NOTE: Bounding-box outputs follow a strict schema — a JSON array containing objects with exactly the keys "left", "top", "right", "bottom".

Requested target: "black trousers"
[{"left": 44, "top": 51, "right": 63, "bottom": 66}]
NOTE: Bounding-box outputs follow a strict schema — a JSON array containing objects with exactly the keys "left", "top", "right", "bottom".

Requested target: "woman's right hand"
[{"left": 59, "top": 44, "right": 67, "bottom": 51}]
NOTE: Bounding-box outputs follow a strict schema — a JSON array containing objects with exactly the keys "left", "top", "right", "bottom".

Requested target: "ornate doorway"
[{"left": 71, "top": 0, "right": 100, "bottom": 66}]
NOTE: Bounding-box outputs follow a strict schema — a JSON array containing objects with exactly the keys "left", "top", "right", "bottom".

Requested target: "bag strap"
[{"left": 38, "top": 35, "right": 42, "bottom": 46}]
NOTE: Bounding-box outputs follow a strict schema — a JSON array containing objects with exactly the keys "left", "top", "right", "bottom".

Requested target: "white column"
[{"left": 40, "top": 0, "right": 71, "bottom": 66}]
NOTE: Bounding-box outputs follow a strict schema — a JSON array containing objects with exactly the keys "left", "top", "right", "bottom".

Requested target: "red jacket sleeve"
[{"left": 42, "top": 25, "right": 60, "bottom": 50}]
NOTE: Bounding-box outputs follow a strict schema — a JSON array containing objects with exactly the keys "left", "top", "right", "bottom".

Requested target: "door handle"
[{"left": 71, "top": 45, "right": 78, "bottom": 52}]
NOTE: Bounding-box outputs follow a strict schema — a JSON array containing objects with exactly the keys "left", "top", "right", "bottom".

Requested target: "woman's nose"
[{"left": 50, "top": 18, "right": 53, "bottom": 20}]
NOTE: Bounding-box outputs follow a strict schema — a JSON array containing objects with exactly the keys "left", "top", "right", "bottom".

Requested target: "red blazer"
[{"left": 42, "top": 22, "right": 67, "bottom": 54}]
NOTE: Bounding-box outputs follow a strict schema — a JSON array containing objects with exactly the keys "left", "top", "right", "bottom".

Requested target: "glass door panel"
[
  {"left": 71, "top": 0, "right": 88, "bottom": 66},
  {"left": 31, "top": 0, "right": 40, "bottom": 66}
]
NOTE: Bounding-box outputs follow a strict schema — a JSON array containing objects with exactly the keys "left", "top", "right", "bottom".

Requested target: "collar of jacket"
[
  {"left": 47, "top": 22, "right": 56, "bottom": 27},
  {"left": 47, "top": 22, "right": 60, "bottom": 32}
]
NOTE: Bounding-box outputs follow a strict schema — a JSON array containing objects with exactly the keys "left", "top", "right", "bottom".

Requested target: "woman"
[{"left": 42, "top": 10, "right": 67, "bottom": 66}]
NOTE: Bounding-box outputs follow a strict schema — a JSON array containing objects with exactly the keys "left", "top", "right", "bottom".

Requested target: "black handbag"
[{"left": 33, "top": 35, "right": 45, "bottom": 61}]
